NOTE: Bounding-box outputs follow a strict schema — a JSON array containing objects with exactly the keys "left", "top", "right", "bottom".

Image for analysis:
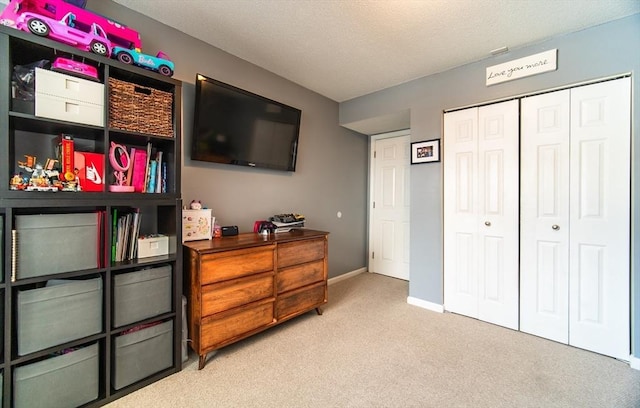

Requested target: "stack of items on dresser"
[{"left": 269, "top": 213, "right": 305, "bottom": 233}]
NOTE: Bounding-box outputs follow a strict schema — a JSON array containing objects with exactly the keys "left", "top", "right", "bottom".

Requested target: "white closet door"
[
  {"left": 520, "top": 90, "right": 571, "bottom": 343},
  {"left": 568, "top": 77, "right": 630, "bottom": 360},
  {"left": 444, "top": 100, "right": 519, "bottom": 329},
  {"left": 444, "top": 107, "right": 479, "bottom": 318},
  {"left": 477, "top": 100, "right": 520, "bottom": 329}
]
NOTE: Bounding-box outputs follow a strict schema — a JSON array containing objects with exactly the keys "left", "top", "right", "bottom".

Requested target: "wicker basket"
[{"left": 108, "top": 78, "right": 174, "bottom": 137}]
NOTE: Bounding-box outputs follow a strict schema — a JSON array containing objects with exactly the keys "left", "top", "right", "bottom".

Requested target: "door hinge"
[
  {"left": 373, "top": 201, "right": 375, "bottom": 209},
  {"left": 374, "top": 150, "right": 376, "bottom": 159},
  {"left": 372, "top": 252, "right": 375, "bottom": 259}
]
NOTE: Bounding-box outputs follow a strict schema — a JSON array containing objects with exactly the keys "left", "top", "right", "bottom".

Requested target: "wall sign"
[{"left": 486, "top": 49, "right": 557, "bottom": 86}]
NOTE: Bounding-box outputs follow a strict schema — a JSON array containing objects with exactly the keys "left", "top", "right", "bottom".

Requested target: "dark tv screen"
[{"left": 191, "top": 74, "right": 302, "bottom": 172}]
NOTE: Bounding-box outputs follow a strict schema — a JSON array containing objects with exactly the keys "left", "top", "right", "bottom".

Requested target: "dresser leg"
[
  {"left": 198, "top": 354, "right": 207, "bottom": 370},
  {"left": 315, "top": 307, "right": 323, "bottom": 315}
]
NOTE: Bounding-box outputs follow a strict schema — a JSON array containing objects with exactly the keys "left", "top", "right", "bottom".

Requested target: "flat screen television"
[{"left": 191, "top": 74, "right": 302, "bottom": 172}]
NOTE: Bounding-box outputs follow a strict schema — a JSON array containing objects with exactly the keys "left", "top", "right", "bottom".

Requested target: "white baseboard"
[
  {"left": 630, "top": 354, "right": 640, "bottom": 370},
  {"left": 328, "top": 267, "right": 367, "bottom": 285},
  {"left": 407, "top": 296, "right": 444, "bottom": 313}
]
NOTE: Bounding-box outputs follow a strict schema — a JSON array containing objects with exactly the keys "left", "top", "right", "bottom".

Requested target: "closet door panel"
[
  {"left": 520, "top": 90, "right": 570, "bottom": 343},
  {"left": 569, "top": 77, "right": 630, "bottom": 360},
  {"left": 444, "top": 107, "right": 479, "bottom": 318},
  {"left": 477, "top": 100, "right": 519, "bottom": 330}
]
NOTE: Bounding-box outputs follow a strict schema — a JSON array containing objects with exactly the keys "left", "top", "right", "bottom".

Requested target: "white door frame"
[{"left": 368, "top": 129, "right": 411, "bottom": 277}]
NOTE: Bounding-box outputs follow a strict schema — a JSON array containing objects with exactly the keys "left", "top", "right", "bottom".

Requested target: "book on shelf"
[
  {"left": 131, "top": 149, "right": 148, "bottom": 193},
  {"left": 124, "top": 147, "right": 136, "bottom": 187},
  {"left": 161, "top": 162, "right": 167, "bottom": 193},
  {"left": 142, "top": 142, "right": 152, "bottom": 193},
  {"left": 147, "top": 159, "right": 158, "bottom": 193},
  {"left": 155, "top": 151, "right": 163, "bottom": 193},
  {"left": 111, "top": 208, "right": 141, "bottom": 262}
]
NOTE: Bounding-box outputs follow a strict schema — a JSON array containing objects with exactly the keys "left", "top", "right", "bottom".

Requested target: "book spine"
[
  {"left": 11, "top": 229, "right": 16, "bottom": 282},
  {"left": 147, "top": 159, "right": 158, "bottom": 193},
  {"left": 111, "top": 208, "right": 117, "bottom": 262},
  {"left": 61, "top": 134, "right": 75, "bottom": 182},
  {"left": 142, "top": 142, "right": 152, "bottom": 193},
  {"left": 131, "top": 150, "right": 148, "bottom": 192},
  {"left": 161, "top": 162, "right": 167, "bottom": 193},
  {"left": 155, "top": 151, "right": 163, "bottom": 193},
  {"left": 125, "top": 147, "right": 136, "bottom": 186}
]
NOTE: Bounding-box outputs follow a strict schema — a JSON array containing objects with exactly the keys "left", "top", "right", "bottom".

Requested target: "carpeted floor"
[{"left": 106, "top": 272, "right": 640, "bottom": 408}]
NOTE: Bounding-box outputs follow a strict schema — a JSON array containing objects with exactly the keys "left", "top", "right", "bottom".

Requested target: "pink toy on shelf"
[
  {"left": 109, "top": 141, "right": 134, "bottom": 192},
  {"left": 1, "top": 0, "right": 142, "bottom": 50},
  {"left": 51, "top": 56, "right": 99, "bottom": 81},
  {"left": 15, "top": 11, "right": 112, "bottom": 56}
]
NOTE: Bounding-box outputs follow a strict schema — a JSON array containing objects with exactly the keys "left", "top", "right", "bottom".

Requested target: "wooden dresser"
[{"left": 183, "top": 229, "right": 328, "bottom": 369}]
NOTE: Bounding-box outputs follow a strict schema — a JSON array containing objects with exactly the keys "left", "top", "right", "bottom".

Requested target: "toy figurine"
[{"left": 190, "top": 200, "right": 203, "bottom": 210}]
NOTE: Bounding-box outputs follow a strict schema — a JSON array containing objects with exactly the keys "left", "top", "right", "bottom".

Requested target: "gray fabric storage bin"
[
  {"left": 17, "top": 277, "right": 102, "bottom": 355},
  {"left": 14, "top": 343, "right": 98, "bottom": 408},
  {"left": 15, "top": 213, "right": 98, "bottom": 279},
  {"left": 113, "top": 320, "right": 173, "bottom": 390},
  {"left": 113, "top": 265, "right": 172, "bottom": 327},
  {"left": 0, "top": 215, "right": 3, "bottom": 282}
]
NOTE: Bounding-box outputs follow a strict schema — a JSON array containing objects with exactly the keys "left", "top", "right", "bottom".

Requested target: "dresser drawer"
[
  {"left": 275, "top": 282, "right": 326, "bottom": 320},
  {"left": 277, "top": 238, "right": 325, "bottom": 269},
  {"left": 200, "top": 300, "right": 274, "bottom": 350},
  {"left": 277, "top": 260, "right": 324, "bottom": 294},
  {"left": 202, "top": 272, "right": 274, "bottom": 316},
  {"left": 201, "top": 246, "right": 274, "bottom": 284}
]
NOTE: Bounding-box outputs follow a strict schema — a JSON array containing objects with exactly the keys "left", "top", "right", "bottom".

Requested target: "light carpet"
[{"left": 106, "top": 272, "right": 640, "bottom": 408}]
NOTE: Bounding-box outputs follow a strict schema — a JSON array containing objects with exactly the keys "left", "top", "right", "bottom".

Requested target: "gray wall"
[
  {"left": 340, "top": 14, "right": 640, "bottom": 359},
  {"left": 87, "top": 0, "right": 369, "bottom": 279}
]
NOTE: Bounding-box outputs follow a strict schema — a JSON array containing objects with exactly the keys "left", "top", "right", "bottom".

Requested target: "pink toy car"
[
  {"left": 16, "top": 11, "right": 112, "bottom": 56},
  {"left": 52, "top": 57, "right": 99, "bottom": 81}
]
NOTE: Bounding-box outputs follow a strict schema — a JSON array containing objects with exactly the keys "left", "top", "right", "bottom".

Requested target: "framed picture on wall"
[{"left": 411, "top": 139, "right": 440, "bottom": 164}]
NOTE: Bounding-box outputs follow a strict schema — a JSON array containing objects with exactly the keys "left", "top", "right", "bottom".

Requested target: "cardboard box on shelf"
[{"left": 74, "top": 151, "right": 104, "bottom": 192}]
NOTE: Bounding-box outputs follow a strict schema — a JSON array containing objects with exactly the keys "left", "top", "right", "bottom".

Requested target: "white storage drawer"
[
  {"left": 35, "top": 68, "right": 104, "bottom": 126},
  {"left": 35, "top": 93, "right": 104, "bottom": 126},
  {"left": 13, "top": 343, "right": 99, "bottom": 408},
  {"left": 17, "top": 277, "right": 103, "bottom": 355},
  {"left": 113, "top": 265, "right": 172, "bottom": 327},
  {"left": 35, "top": 68, "right": 104, "bottom": 105}
]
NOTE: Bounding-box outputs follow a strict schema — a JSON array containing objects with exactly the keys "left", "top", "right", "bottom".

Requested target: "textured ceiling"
[{"left": 112, "top": 0, "right": 639, "bottom": 102}]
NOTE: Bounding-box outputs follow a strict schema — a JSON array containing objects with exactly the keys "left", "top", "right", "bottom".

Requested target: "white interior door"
[
  {"left": 444, "top": 100, "right": 519, "bottom": 329},
  {"left": 520, "top": 89, "right": 571, "bottom": 343},
  {"left": 477, "top": 100, "right": 520, "bottom": 329},
  {"left": 369, "top": 133, "right": 410, "bottom": 280},
  {"left": 444, "top": 107, "right": 479, "bottom": 317},
  {"left": 568, "top": 77, "right": 630, "bottom": 360}
]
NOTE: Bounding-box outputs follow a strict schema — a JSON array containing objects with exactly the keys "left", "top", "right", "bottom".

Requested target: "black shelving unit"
[{"left": 0, "top": 24, "right": 183, "bottom": 407}]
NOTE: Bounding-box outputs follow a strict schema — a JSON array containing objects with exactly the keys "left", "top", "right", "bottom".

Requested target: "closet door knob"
[
  {"left": 552, "top": 224, "right": 560, "bottom": 231},
  {"left": 484, "top": 221, "right": 491, "bottom": 226}
]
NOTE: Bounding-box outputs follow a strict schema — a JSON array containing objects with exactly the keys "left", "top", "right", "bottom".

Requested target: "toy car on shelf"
[
  {"left": 112, "top": 46, "right": 174, "bottom": 77},
  {"left": 16, "top": 11, "right": 112, "bottom": 56}
]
